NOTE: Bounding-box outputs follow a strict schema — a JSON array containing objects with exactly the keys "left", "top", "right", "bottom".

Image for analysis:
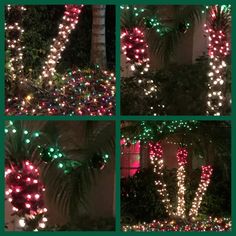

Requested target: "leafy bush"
[
  {"left": 121, "top": 166, "right": 231, "bottom": 224},
  {"left": 121, "top": 56, "right": 231, "bottom": 115}
]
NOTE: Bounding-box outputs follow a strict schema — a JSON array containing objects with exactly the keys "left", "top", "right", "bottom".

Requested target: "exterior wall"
[{"left": 192, "top": 15, "right": 208, "bottom": 63}]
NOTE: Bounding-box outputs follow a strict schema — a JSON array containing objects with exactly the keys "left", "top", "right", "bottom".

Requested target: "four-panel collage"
[{"left": 3, "top": 2, "right": 233, "bottom": 233}]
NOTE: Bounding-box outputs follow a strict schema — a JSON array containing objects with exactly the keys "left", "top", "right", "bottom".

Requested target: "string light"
[
  {"left": 5, "top": 5, "right": 26, "bottom": 84},
  {"left": 121, "top": 28, "right": 150, "bottom": 75},
  {"left": 205, "top": 5, "right": 231, "bottom": 115},
  {"left": 176, "top": 148, "right": 188, "bottom": 218},
  {"left": 5, "top": 161, "right": 48, "bottom": 230},
  {"left": 149, "top": 142, "right": 174, "bottom": 216},
  {"left": 122, "top": 217, "right": 231, "bottom": 232},
  {"left": 189, "top": 165, "right": 213, "bottom": 220},
  {"left": 121, "top": 121, "right": 198, "bottom": 145},
  {"left": 5, "top": 68, "right": 115, "bottom": 116},
  {"left": 40, "top": 5, "right": 83, "bottom": 83},
  {"left": 121, "top": 5, "right": 209, "bottom": 37},
  {"left": 121, "top": 27, "right": 157, "bottom": 97}
]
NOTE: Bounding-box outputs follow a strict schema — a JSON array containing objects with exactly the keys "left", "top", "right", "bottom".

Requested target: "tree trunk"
[{"left": 91, "top": 5, "right": 107, "bottom": 68}]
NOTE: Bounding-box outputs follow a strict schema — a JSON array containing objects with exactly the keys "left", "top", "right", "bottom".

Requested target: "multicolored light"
[
  {"left": 5, "top": 68, "right": 115, "bottom": 116},
  {"left": 5, "top": 5, "right": 115, "bottom": 116},
  {"left": 122, "top": 217, "right": 231, "bottom": 232}
]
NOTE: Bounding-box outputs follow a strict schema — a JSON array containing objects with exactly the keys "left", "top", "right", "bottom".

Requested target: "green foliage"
[
  {"left": 22, "top": 6, "right": 64, "bottom": 79},
  {"left": 121, "top": 166, "right": 231, "bottom": 224},
  {"left": 121, "top": 56, "right": 231, "bottom": 115},
  {"left": 121, "top": 168, "right": 167, "bottom": 224}
]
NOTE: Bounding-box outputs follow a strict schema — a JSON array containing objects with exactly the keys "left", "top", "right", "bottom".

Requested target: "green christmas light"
[
  {"left": 25, "top": 139, "right": 30, "bottom": 144},
  {"left": 34, "top": 132, "right": 40, "bottom": 137},
  {"left": 121, "top": 5, "right": 211, "bottom": 37},
  {"left": 24, "top": 130, "right": 28, "bottom": 135},
  {"left": 121, "top": 121, "right": 198, "bottom": 145},
  {"left": 58, "top": 163, "right": 64, "bottom": 168}
]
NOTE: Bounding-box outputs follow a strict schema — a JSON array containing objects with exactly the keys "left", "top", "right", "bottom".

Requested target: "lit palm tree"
[{"left": 5, "top": 121, "right": 115, "bottom": 228}]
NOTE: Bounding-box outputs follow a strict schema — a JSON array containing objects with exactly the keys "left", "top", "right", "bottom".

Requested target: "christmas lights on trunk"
[
  {"left": 176, "top": 148, "right": 188, "bottom": 219},
  {"left": 121, "top": 27, "right": 157, "bottom": 97},
  {"left": 148, "top": 144, "right": 213, "bottom": 221},
  {"left": 205, "top": 5, "right": 231, "bottom": 116},
  {"left": 149, "top": 142, "right": 174, "bottom": 216},
  {"left": 5, "top": 5, "right": 26, "bottom": 87},
  {"left": 189, "top": 165, "right": 213, "bottom": 220},
  {"left": 40, "top": 5, "right": 83, "bottom": 85},
  {"left": 5, "top": 161, "right": 48, "bottom": 230}
]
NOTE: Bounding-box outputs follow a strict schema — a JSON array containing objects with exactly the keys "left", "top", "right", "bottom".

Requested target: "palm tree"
[
  {"left": 5, "top": 121, "right": 115, "bottom": 229},
  {"left": 121, "top": 5, "right": 204, "bottom": 65},
  {"left": 91, "top": 5, "right": 107, "bottom": 68}
]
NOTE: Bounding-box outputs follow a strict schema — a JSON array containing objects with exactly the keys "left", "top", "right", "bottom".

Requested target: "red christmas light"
[
  {"left": 176, "top": 148, "right": 188, "bottom": 166},
  {"left": 149, "top": 142, "right": 163, "bottom": 159},
  {"left": 5, "top": 161, "right": 46, "bottom": 216},
  {"left": 121, "top": 27, "right": 150, "bottom": 74},
  {"left": 189, "top": 165, "right": 213, "bottom": 219},
  {"left": 149, "top": 142, "right": 173, "bottom": 216}
]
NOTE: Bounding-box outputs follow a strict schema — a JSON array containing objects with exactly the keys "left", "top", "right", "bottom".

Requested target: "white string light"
[
  {"left": 189, "top": 165, "right": 213, "bottom": 220},
  {"left": 5, "top": 5, "right": 26, "bottom": 84},
  {"left": 40, "top": 5, "right": 83, "bottom": 85}
]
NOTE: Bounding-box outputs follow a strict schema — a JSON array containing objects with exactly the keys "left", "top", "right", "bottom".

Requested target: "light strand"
[
  {"left": 205, "top": 5, "right": 231, "bottom": 115},
  {"left": 176, "top": 148, "right": 188, "bottom": 218},
  {"left": 149, "top": 142, "right": 174, "bottom": 216},
  {"left": 121, "top": 27, "right": 157, "bottom": 97},
  {"left": 189, "top": 165, "right": 213, "bottom": 220},
  {"left": 40, "top": 5, "right": 83, "bottom": 84},
  {"left": 5, "top": 5, "right": 26, "bottom": 84}
]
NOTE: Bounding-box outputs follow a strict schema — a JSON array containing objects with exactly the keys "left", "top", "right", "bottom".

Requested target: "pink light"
[
  {"left": 176, "top": 148, "right": 188, "bottom": 166},
  {"left": 15, "top": 188, "right": 21, "bottom": 193},
  {"left": 149, "top": 142, "right": 163, "bottom": 159}
]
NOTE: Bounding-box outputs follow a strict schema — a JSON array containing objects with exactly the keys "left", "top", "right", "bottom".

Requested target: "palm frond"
[
  {"left": 121, "top": 5, "right": 144, "bottom": 29},
  {"left": 145, "top": 5, "right": 204, "bottom": 64},
  {"left": 208, "top": 5, "right": 231, "bottom": 33}
]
